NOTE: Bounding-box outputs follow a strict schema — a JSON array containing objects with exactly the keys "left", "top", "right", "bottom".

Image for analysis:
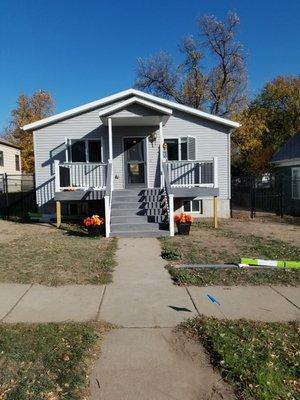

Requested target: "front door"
[{"left": 124, "top": 137, "right": 146, "bottom": 188}]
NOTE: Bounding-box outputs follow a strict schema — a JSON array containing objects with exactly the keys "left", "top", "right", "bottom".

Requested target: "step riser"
[
  {"left": 111, "top": 223, "right": 161, "bottom": 232},
  {"left": 111, "top": 216, "right": 148, "bottom": 223},
  {"left": 110, "top": 188, "right": 167, "bottom": 237},
  {"left": 110, "top": 231, "right": 169, "bottom": 238}
]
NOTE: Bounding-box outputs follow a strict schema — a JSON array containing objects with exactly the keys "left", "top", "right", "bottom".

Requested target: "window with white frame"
[
  {"left": 164, "top": 137, "right": 196, "bottom": 161},
  {"left": 67, "top": 139, "right": 102, "bottom": 163},
  {"left": 292, "top": 167, "right": 300, "bottom": 200},
  {"left": 0, "top": 151, "right": 3, "bottom": 166},
  {"left": 182, "top": 199, "right": 203, "bottom": 213}
]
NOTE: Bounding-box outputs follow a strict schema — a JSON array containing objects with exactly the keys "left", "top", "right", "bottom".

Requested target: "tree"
[
  {"left": 232, "top": 76, "right": 300, "bottom": 174},
  {"left": 3, "top": 90, "right": 54, "bottom": 173},
  {"left": 135, "top": 11, "right": 247, "bottom": 117}
]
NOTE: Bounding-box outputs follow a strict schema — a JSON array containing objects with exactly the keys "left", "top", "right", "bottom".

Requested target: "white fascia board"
[
  {"left": 21, "top": 88, "right": 134, "bottom": 131},
  {"left": 130, "top": 89, "right": 241, "bottom": 128},
  {"left": 98, "top": 96, "right": 173, "bottom": 117},
  {"left": 22, "top": 87, "right": 240, "bottom": 131},
  {"left": 271, "top": 158, "right": 300, "bottom": 167}
]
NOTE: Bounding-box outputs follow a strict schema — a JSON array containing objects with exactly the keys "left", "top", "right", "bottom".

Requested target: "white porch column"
[
  {"left": 213, "top": 156, "right": 218, "bottom": 188},
  {"left": 104, "top": 195, "right": 110, "bottom": 237},
  {"left": 54, "top": 160, "right": 60, "bottom": 192},
  {"left": 108, "top": 117, "right": 113, "bottom": 162},
  {"left": 169, "top": 194, "right": 174, "bottom": 237},
  {"left": 159, "top": 121, "right": 164, "bottom": 188}
]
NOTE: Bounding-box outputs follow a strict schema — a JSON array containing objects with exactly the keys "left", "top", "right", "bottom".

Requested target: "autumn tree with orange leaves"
[
  {"left": 232, "top": 76, "right": 300, "bottom": 175},
  {"left": 3, "top": 90, "right": 54, "bottom": 173}
]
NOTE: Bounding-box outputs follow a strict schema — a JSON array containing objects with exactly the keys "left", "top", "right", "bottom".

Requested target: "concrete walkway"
[{"left": 1, "top": 238, "right": 299, "bottom": 399}]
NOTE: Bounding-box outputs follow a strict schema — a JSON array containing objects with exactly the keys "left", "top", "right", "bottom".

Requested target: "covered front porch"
[{"left": 53, "top": 96, "right": 220, "bottom": 237}]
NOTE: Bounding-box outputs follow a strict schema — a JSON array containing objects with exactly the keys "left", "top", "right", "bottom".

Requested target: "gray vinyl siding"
[
  {"left": 110, "top": 104, "right": 163, "bottom": 118},
  {"left": 162, "top": 111, "right": 230, "bottom": 199},
  {"left": 33, "top": 103, "right": 230, "bottom": 211}
]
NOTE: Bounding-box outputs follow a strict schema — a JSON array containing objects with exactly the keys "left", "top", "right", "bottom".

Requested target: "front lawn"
[
  {"left": 0, "top": 221, "right": 117, "bottom": 285},
  {"left": 162, "top": 220, "right": 300, "bottom": 286},
  {"left": 0, "top": 322, "right": 106, "bottom": 400},
  {"left": 180, "top": 317, "right": 299, "bottom": 400}
]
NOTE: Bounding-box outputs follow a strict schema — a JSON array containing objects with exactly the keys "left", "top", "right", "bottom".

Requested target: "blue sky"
[{"left": 0, "top": 0, "right": 299, "bottom": 131}]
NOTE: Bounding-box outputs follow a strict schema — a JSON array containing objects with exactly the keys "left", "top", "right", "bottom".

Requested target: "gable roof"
[
  {"left": 22, "top": 88, "right": 240, "bottom": 131},
  {"left": 0, "top": 137, "right": 21, "bottom": 150},
  {"left": 271, "top": 131, "right": 300, "bottom": 163}
]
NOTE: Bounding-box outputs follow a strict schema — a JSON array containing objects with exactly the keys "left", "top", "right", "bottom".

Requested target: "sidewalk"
[
  {"left": 1, "top": 238, "right": 299, "bottom": 400},
  {"left": 0, "top": 240, "right": 299, "bottom": 324}
]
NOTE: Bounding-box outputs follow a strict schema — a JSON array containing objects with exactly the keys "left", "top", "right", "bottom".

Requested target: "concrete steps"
[{"left": 110, "top": 188, "right": 168, "bottom": 238}]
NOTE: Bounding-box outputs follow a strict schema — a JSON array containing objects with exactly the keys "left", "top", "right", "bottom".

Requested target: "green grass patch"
[
  {"left": 180, "top": 317, "right": 299, "bottom": 400},
  {"left": 0, "top": 322, "right": 106, "bottom": 400},
  {"left": 169, "top": 267, "right": 300, "bottom": 286}
]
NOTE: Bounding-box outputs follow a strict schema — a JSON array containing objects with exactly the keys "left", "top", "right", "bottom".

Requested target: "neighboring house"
[
  {"left": 271, "top": 131, "right": 300, "bottom": 216},
  {"left": 22, "top": 88, "right": 239, "bottom": 237},
  {"left": 0, "top": 138, "right": 21, "bottom": 175},
  {"left": 0, "top": 138, "right": 21, "bottom": 193}
]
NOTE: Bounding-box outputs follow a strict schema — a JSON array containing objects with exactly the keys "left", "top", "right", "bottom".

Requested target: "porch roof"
[{"left": 99, "top": 96, "right": 172, "bottom": 126}]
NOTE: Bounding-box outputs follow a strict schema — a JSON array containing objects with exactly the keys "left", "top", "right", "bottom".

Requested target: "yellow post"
[
  {"left": 213, "top": 196, "right": 218, "bottom": 229},
  {"left": 56, "top": 201, "right": 61, "bottom": 228}
]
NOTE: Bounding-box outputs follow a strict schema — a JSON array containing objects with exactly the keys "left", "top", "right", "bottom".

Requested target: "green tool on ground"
[{"left": 240, "top": 258, "right": 300, "bottom": 268}]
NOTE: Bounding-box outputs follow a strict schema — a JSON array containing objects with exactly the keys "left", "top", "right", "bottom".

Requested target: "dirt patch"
[{"left": 226, "top": 218, "right": 300, "bottom": 248}]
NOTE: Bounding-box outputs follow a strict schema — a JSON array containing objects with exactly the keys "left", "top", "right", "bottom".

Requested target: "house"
[
  {"left": 0, "top": 138, "right": 21, "bottom": 193},
  {"left": 0, "top": 138, "right": 21, "bottom": 175},
  {"left": 271, "top": 131, "right": 300, "bottom": 216},
  {"left": 22, "top": 89, "right": 239, "bottom": 237}
]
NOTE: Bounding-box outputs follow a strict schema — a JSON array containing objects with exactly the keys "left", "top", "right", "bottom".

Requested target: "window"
[
  {"left": 164, "top": 137, "right": 196, "bottom": 161},
  {"left": 68, "top": 139, "right": 102, "bottom": 163},
  {"left": 15, "top": 154, "right": 20, "bottom": 171},
  {"left": 183, "top": 200, "right": 203, "bottom": 213},
  {"left": 0, "top": 151, "right": 3, "bottom": 166},
  {"left": 292, "top": 167, "right": 300, "bottom": 200}
]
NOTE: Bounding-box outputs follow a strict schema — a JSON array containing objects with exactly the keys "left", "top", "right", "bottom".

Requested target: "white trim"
[
  {"left": 159, "top": 121, "right": 163, "bottom": 188},
  {"left": 108, "top": 117, "right": 113, "bottom": 162},
  {"left": 164, "top": 136, "right": 196, "bottom": 161},
  {"left": 22, "top": 88, "right": 240, "bottom": 131},
  {"left": 67, "top": 138, "right": 103, "bottom": 163},
  {"left": 98, "top": 96, "right": 172, "bottom": 118},
  {"left": 213, "top": 157, "right": 218, "bottom": 189},
  {"left": 122, "top": 136, "right": 149, "bottom": 189},
  {"left": 182, "top": 199, "right": 203, "bottom": 214},
  {"left": 169, "top": 194, "right": 174, "bottom": 237},
  {"left": 272, "top": 158, "right": 300, "bottom": 167}
]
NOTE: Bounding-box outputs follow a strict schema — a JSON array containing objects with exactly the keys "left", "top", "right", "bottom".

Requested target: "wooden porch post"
[
  {"left": 56, "top": 201, "right": 61, "bottom": 228},
  {"left": 213, "top": 196, "right": 218, "bottom": 229}
]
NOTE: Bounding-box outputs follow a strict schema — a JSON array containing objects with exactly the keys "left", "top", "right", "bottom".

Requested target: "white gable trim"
[
  {"left": 98, "top": 96, "right": 172, "bottom": 117},
  {"left": 22, "top": 88, "right": 240, "bottom": 131}
]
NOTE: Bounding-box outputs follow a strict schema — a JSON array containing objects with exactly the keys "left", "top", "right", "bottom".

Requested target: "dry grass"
[
  {"left": 161, "top": 219, "right": 300, "bottom": 286},
  {"left": 0, "top": 221, "right": 117, "bottom": 286},
  {"left": 0, "top": 322, "right": 108, "bottom": 400},
  {"left": 180, "top": 317, "right": 300, "bottom": 400}
]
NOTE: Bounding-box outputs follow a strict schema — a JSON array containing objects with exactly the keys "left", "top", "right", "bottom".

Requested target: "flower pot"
[
  {"left": 177, "top": 222, "right": 191, "bottom": 235},
  {"left": 87, "top": 225, "right": 103, "bottom": 236}
]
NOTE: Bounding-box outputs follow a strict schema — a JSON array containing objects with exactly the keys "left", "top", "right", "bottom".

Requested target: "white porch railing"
[
  {"left": 165, "top": 158, "right": 218, "bottom": 188},
  {"left": 54, "top": 161, "right": 107, "bottom": 191}
]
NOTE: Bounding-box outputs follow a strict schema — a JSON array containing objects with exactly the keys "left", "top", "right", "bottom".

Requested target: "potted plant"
[
  {"left": 83, "top": 215, "right": 105, "bottom": 236},
  {"left": 174, "top": 213, "right": 193, "bottom": 235}
]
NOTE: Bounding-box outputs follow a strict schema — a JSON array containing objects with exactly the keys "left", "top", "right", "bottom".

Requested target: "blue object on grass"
[{"left": 207, "top": 294, "right": 220, "bottom": 306}]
